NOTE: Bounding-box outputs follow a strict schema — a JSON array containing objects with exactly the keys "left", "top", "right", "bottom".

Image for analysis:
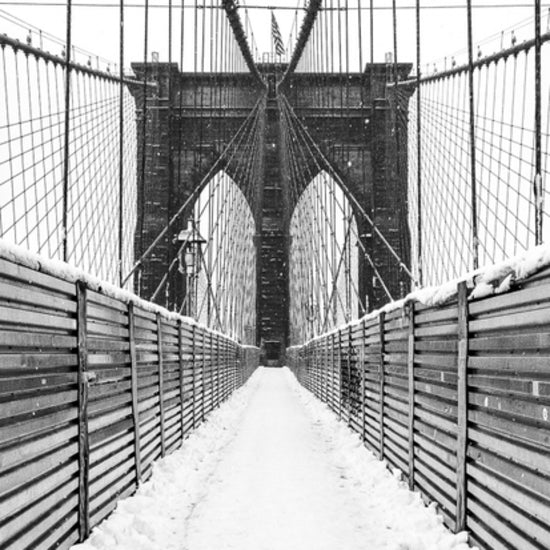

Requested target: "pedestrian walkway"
[
  {"left": 72, "top": 368, "right": 472, "bottom": 550},
  {"left": 185, "top": 368, "right": 372, "bottom": 549}
]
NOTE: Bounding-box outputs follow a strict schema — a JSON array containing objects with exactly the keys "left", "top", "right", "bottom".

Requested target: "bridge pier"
[
  {"left": 130, "top": 62, "right": 263, "bottom": 314},
  {"left": 130, "top": 61, "right": 412, "bottom": 348},
  {"left": 256, "top": 64, "right": 290, "bottom": 361}
]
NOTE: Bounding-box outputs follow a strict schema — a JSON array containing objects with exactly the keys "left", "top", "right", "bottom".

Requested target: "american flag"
[{"left": 271, "top": 11, "right": 285, "bottom": 57}]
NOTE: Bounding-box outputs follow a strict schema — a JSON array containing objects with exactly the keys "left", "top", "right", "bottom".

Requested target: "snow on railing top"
[
  {"left": 289, "top": 243, "right": 550, "bottom": 350},
  {"left": 0, "top": 238, "right": 243, "bottom": 345}
]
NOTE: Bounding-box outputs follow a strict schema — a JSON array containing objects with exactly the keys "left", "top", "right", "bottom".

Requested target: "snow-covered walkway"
[{"left": 73, "top": 367, "right": 473, "bottom": 550}]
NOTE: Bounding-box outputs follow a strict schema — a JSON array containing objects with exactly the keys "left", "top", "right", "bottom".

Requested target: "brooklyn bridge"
[{"left": 0, "top": 1, "right": 549, "bottom": 549}]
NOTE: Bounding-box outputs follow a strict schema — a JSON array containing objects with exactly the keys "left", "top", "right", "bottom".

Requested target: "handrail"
[
  {"left": 396, "top": 29, "right": 550, "bottom": 87},
  {"left": 0, "top": 32, "right": 154, "bottom": 87}
]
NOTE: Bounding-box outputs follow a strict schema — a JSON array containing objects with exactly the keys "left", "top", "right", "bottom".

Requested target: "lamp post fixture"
[
  {"left": 175, "top": 221, "right": 206, "bottom": 318},
  {"left": 305, "top": 296, "right": 318, "bottom": 339}
]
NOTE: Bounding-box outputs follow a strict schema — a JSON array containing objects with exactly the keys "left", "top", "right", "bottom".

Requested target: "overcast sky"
[{"left": 0, "top": 1, "right": 542, "bottom": 74}]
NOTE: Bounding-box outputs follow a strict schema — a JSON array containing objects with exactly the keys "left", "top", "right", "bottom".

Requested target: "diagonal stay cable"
[
  {"left": 279, "top": 93, "right": 390, "bottom": 314},
  {"left": 192, "top": 106, "right": 264, "bottom": 326},
  {"left": 121, "top": 92, "right": 266, "bottom": 287},
  {"left": 279, "top": 95, "right": 402, "bottom": 301},
  {"left": 279, "top": 93, "right": 417, "bottom": 285},
  {"left": 279, "top": 97, "right": 364, "bottom": 318}
]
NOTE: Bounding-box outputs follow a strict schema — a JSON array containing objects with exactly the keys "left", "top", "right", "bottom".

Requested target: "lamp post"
[
  {"left": 306, "top": 296, "right": 317, "bottom": 339},
  {"left": 176, "top": 221, "right": 206, "bottom": 318}
]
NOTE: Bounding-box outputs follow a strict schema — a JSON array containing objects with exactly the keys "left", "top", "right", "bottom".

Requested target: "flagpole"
[{"left": 271, "top": 10, "right": 274, "bottom": 62}]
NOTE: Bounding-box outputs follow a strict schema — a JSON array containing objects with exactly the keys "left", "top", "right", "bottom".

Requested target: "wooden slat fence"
[
  {"left": 288, "top": 268, "right": 550, "bottom": 550},
  {"left": 0, "top": 257, "right": 259, "bottom": 550}
]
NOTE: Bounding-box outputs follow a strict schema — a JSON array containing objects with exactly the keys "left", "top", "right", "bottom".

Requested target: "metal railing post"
[
  {"left": 456, "top": 282, "right": 470, "bottom": 531},
  {"left": 378, "top": 312, "right": 386, "bottom": 460},
  {"left": 407, "top": 303, "right": 416, "bottom": 490},
  {"left": 76, "top": 281, "right": 90, "bottom": 541},
  {"left": 128, "top": 302, "right": 141, "bottom": 484}
]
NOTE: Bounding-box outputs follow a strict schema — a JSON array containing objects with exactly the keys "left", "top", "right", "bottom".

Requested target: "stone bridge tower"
[{"left": 130, "top": 61, "right": 411, "bottom": 353}]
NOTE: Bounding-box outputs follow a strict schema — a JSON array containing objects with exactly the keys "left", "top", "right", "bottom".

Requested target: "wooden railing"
[
  {"left": 288, "top": 267, "right": 550, "bottom": 550},
  {"left": 0, "top": 256, "right": 259, "bottom": 550}
]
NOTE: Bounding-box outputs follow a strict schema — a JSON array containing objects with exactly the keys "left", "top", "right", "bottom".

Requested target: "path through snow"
[{"left": 72, "top": 367, "right": 474, "bottom": 550}]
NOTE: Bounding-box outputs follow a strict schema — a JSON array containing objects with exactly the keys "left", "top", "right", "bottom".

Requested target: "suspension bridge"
[{"left": 0, "top": 0, "right": 549, "bottom": 549}]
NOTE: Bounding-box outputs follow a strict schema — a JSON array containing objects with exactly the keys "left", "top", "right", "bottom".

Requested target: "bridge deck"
[{"left": 73, "top": 368, "right": 470, "bottom": 550}]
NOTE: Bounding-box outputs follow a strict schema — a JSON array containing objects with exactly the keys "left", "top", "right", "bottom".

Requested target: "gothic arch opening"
[
  {"left": 187, "top": 170, "right": 256, "bottom": 344},
  {"left": 289, "top": 171, "right": 361, "bottom": 345}
]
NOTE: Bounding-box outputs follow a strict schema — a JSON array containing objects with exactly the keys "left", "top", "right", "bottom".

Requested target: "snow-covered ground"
[{"left": 72, "top": 367, "right": 474, "bottom": 550}]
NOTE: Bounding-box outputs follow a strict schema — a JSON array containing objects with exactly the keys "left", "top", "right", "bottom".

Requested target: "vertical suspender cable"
[
  {"left": 391, "top": 0, "right": 404, "bottom": 294},
  {"left": 330, "top": 0, "right": 334, "bottom": 163},
  {"left": 167, "top": 0, "right": 174, "bottom": 307},
  {"left": 391, "top": 0, "right": 398, "bottom": 127},
  {"left": 369, "top": 0, "right": 374, "bottom": 99},
  {"left": 177, "top": 0, "right": 185, "bottom": 189},
  {"left": 535, "top": 0, "right": 543, "bottom": 244},
  {"left": 138, "top": 0, "right": 150, "bottom": 290},
  {"left": 168, "top": 0, "right": 173, "bottom": 199},
  {"left": 193, "top": 0, "right": 198, "bottom": 172},
  {"left": 222, "top": 7, "right": 227, "bottom": 145},
  {"left": 344, "top": 0, "right": 351, "bottom": 314},
  {"left": 466, "top": 0, "right": 479, "bottom": 269},
  {"left": 324, "top": 5, "right": 329, "bottom": 136},
  {"left": 62, "top": 0, "right": 72, "bottom": 262},
  {"left": 207, "top": 0, "right": 214, "bottom": 325},
  {"left": 337, "top": 0, "right": 343, "bottom": 167},
  {"left": 215, "top": 2, "right": 220, "bottom": 144},
  {"left": 358, "top": 0, "right": 366, "bottom": 313},
  {"left": 119, "top": 0, "right": 125, "bottom": 286},
  {"left": 199, "top": 0, "right": 206, "bottom": 167},
  {"left": 358, "top": 0, "right": 363, "bottom": 73},
  {"left": 416, "top": 0, "right": 422, "bottom": 286},
  {"left": 370, "top": 0, "right": 374, "bottom": 64}
]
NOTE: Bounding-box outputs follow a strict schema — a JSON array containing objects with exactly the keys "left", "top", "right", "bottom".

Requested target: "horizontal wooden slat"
[
  {"left": 0, "top": 280, "right": 76, "bottom": 313},
  {"left": 0, "top": 305, "right": 76, "bottom": 331}
]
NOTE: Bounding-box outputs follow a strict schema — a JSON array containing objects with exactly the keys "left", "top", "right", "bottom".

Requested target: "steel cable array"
[
  {"left": 128, "top": 0, "right": 264, "bottom": 342},
  {"left": 399, "top": 20, "right": 550, "bottom": 286},
  {"left": 0, "top": 0, "right": 265, "bottom": 343},
  {"left": 0, "top": 31, "right": 138, "bottom": 284},
  {"left": 1, "top": 3, "right": 550, "bottom": 550},
  {"left": 278, "top": 0, "right": 415, "bottom": 343},
  {"left": 2, "top": 0, "right": 550, "bottom": 334}
]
